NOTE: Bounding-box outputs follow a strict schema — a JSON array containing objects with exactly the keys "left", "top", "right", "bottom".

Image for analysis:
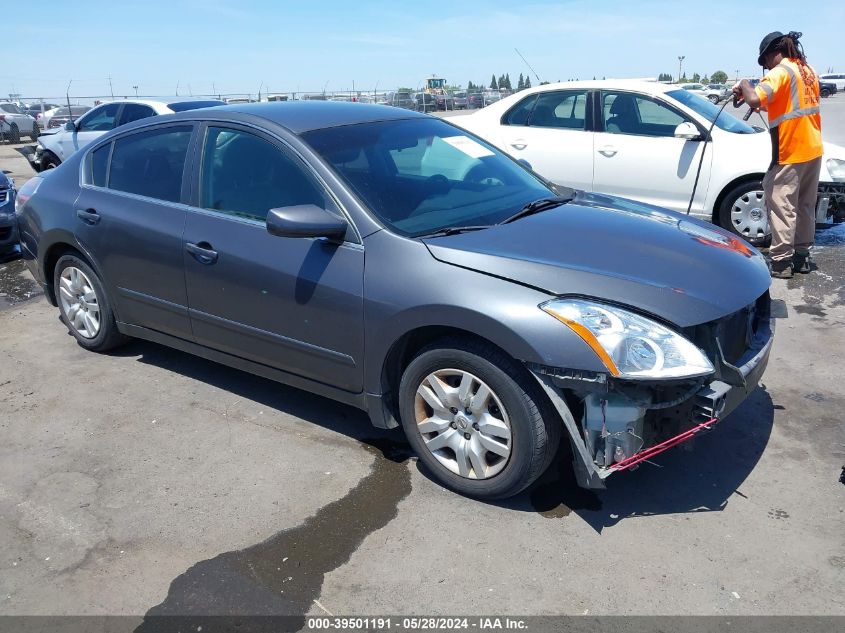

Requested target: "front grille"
[
  {"left": 0, "top": 190, "right": 8, "bottom": 204},
  {"left": 687, "top": 293, "right": 767, "bottom": 367}
]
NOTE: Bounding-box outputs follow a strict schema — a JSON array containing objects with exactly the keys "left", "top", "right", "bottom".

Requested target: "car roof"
[{"left": 204, "top": 100, "right": 427, "bottom": 133}]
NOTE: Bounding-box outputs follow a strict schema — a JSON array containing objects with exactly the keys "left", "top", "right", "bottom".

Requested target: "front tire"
[
  {"left": 708, "top": 95, "right": 719, "bottom": 104},
  {"left": 53, "top": 254, "right": 128, "bottom": 352},
  {"left": 41, "top": 151, "right": 60, "bottom": 170},
  {"left": 6, "top": 124, "right": 20, "bottom": 144},
  {"left": 718, "top": 180, "right": 770, "bottom": 245},
  {"left": 29, "top": 122, "right": 39, "bottom": 141},
  {"left": 398, "top": 339, "right": 560, "bottom": 499}
]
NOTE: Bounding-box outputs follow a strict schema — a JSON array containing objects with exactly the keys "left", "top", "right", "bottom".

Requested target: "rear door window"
[
  {"left": 527, "top": 91, "right": 588, "bottom": 130},
  {"left": 117, "top": 104, "right": 156, "bottom": 126},
  {"left": 107, "top": 126, "right": 193, "bottom": 203},
  {"left": 502, "top": 95, "right": 538, "bottom": 125},
  {"left": 90, "top": 143, "right": 110, "bottom": 187}
]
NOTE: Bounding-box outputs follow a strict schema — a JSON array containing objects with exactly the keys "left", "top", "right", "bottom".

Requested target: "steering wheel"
[
  {"left": 465, "top": 163, "right": 506, "bottom": 186},
  {"left": 425, "top": 174, "right": 451, "bottom": 195}
]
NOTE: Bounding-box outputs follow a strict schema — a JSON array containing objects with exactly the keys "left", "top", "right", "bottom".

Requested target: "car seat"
[{"left": 605, "top": 95, "right": 639, "bottom": 134}]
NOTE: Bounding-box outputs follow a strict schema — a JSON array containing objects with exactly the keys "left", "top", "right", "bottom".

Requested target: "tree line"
[
  {"left": 467, "top": 73, "right": 534, "bottom": 92},
  {"left": 658, "top": 70, "right": 729, "bottom": 84}
]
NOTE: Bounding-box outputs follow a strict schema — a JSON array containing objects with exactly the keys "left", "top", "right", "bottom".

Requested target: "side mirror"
[
  {"left": 266, "top": 204, "right": 347, "bottom": 241},
  {"left": 64, "top": 121, "right": 75, "bottom": 132},
  {"left": 674, "top": 122, "right": 702, "bottom": 141}
]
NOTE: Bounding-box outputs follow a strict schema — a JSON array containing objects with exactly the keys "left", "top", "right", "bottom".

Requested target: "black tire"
[
  {"left": 7, "top": 124, "right": 20, "bottom": 144},
  {"left": 29, "top": 122, "right": 39, "bottom": 141},
  {"left": 717, "top": 179, "right": 770, "bottom": 246},
  {"left": 41, "top": 152, "right": 60, "bottom": 170},
  {"left": 398, "top": 338, "right": 561, "bottom": 499},
  {"left": 708, "top": 95, "right": 719, "bottom": 104},
  {"left": 53, "top": 254, "right": 129, "bottom": 352},
  {"left": 821, "top": 88, "right": 830, "bottom": 98}
]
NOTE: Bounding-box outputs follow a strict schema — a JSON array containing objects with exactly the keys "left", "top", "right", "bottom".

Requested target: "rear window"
[
  {"left": 166, "top": 100, "right": 226, "bottom": 112},
  {"left": 107, "top": 126, "right": 192, "bottom": 203}
]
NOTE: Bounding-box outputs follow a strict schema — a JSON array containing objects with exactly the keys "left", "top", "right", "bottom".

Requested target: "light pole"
[
  {"left": 133, "top": 85, "right": 138, "bottom": 97},
  {"left": 677, "top": 56, "right": 685, "bottom": 83},
  {"left": 735, "top": 68, "right": 740, "bottom": 83}
]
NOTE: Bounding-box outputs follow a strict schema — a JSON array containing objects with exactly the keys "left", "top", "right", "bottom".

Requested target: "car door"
[
  {"left": 592, "top": 90, "right": 711, "bottom": 214},
  {"left": 495, "top": 90, "right": 594, "bottom": 191},
  {"left": 73, "top": 123, "right": 195, "bottom": 339},
  {"left": 183, "top": 124, "right": 365, "bottom": 393},
  {"left": 58, "top": 102, "right": 121, "bottom": 160}
]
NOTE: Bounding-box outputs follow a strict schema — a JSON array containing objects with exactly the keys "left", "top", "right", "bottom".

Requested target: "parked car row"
[
  {"left": 15, "top": 100, "right": 776, "bottom": 499},
  {"left": 30, "top": 98, "right": 225, "bottom": 171},
  {"left": 0, "top": 102, "right": 40, "bottom": 143}
]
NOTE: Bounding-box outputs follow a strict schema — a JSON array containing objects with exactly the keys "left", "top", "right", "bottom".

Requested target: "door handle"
[
  {"left": 598, "top": 146, "right": 617, "bottom": 157},
  {"left": 510, "top": 141, "right": 527, "bottom": 150},
  {"left": 185, "top": 241, "right": 219, "bottom": 265},
  {"left": 75, "top": 208, "right": 100, "bottom": 225}
]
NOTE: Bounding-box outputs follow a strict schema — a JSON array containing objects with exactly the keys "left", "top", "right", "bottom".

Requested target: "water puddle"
[
  {"left": 135, "top": 438, "right": 413, "bottom": 632},
  {"left": 0, "top": 259, "right": 41, "bottom": 309}
]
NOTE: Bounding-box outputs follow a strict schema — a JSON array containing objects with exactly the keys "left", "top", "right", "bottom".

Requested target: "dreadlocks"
[{"left": 774, "top": 31, "right": 815, "bottom": 89}]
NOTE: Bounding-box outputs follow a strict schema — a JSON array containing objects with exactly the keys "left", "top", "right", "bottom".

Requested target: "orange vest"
[{"left": 754, "top": 58, "right": 823, "bottom": 165}]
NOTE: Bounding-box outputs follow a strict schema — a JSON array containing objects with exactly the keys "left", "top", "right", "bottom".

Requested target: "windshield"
[
  {"left": 303, "top": 118, "right": 553, "bottom": 237},
  {"left": 666, "top": 89, "right": 758, "bottom": 134}
]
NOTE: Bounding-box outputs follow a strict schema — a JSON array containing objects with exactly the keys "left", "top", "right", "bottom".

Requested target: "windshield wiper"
[
  {"left": 416, "top": 225, "right": 491, "bottom": 238},
  {"left": 499, "top": 196, "right": 573, "bottom": 225}
]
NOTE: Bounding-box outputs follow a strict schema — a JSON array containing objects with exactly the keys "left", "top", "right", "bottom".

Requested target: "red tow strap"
[{"left": 607, "top": 417, "right": 718, "bottom": 473}]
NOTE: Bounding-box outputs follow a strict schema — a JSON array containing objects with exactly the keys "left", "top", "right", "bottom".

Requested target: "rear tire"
[
  {"left": 53, "top": 254, "right": 128, "bottom": 352},
  {"left": 29, "top": 122, "right": 39, "bottom": 141},
  {"left": 718, "top": 180, "right": 770, "bottom": 245},
  {"left": 7, "top": 124, "right": 20, "bottom": 144},
  {"left": 398, "top": 339, "right": 560, "bottom": 499},
  {"left": 708, "top": 95, "right": 719, "bottom": 104}
]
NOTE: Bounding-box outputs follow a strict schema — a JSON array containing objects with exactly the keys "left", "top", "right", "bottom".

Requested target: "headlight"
[
  {"left": 541, "top": 299, "right": 714, "bottom": 380},
  {"left": 827, "top": 158, "right": 845, "bottom": 182}
]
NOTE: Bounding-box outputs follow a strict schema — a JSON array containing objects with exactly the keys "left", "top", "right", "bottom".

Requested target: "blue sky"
[{"left": 4, "top": 0, "right": 842, "bottom": 100}]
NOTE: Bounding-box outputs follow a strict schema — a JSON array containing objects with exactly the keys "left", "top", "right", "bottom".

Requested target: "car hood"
[{"left": 422, "top": 192, "right": 771, "bottom": 327}]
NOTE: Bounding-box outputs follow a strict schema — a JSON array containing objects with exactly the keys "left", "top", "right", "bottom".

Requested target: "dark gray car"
[{"left": 16, "top": 102, "right": 773, "bottom": 499}]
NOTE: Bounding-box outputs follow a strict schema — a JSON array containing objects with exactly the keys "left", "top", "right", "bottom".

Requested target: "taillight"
[{"left": 15, "top": 176, "right": 43, "bottom": 214}]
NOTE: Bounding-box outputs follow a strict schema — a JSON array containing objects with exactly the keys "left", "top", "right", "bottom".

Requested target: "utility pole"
[
  {"left": 133, "top": 85, "right": 138, "bottom": 97},
  {"left": 678, "top": 56, "right": 685, "bottom": 83},
  {"left": 108, "top": 75, "right": 114, "bottom": 99},
  {"left": 735, "top": 68, "right": 740, "bottom": 83}
]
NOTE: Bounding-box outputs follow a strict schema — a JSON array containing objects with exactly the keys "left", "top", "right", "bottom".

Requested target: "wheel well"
[
  {"left": 42, "top": 243, "right": 86, "bottom": 305},
  {"left": 378, "top": 326, "right": 537, "bottom": 427},
  {"left": 711, "top": 174, "right": 766, "bottom": 226}
]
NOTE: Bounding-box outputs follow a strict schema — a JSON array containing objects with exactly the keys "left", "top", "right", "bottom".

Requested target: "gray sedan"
[{"left": 15, "top": 102, "right": 773, "bottom": 499}]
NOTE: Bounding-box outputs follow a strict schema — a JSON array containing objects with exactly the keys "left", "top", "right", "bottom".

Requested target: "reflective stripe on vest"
[{"left": 769, "top": 62, "right": 818, "bottom": 127}]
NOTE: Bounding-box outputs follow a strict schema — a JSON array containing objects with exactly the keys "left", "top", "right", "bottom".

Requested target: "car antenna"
[
  {"left": 515, "top": 48, "right": 542, "bottom": 84},
  {"left": 65, "top": 80, "right": 75, "bottom": 125}
]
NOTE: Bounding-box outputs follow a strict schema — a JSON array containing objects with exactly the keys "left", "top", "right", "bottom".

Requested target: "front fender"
[{"left": 361, "top": 230, "right": 608, "bottom": 396}]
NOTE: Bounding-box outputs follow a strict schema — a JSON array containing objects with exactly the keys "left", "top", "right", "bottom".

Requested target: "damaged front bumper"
[
  {"left": 529, "top": 294, "right": 774, "bottom": 489},
  {"left": 817, "top": 181, "right": 845, "bottom": 224}
]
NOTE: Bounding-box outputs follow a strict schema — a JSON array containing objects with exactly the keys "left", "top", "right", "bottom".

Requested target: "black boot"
[
  {"left": 771, "top": 259, "right": 793, "bottom": 279},
  {"left": 793, "top": 250, "right": 812, "bottom": 274}
]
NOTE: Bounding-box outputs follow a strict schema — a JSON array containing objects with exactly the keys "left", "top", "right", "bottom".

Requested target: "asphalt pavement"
[{"left": 1, "top": 98, "right": 843, "bottom": 625}]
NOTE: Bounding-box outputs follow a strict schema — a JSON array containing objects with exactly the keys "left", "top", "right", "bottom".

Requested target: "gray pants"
[{"left": 763, "top": 157, "right": 821, "bottom": 262}]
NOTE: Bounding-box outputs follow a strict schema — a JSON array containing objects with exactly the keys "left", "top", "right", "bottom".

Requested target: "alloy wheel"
[
  {"left": 414, "top": 369, "right": 512, "bottom": 479},
  {"left": 730, "top": 189, "right": 769, "bottom": 242},
  {"left": 58, "top": 267, "right": 101, "bottom": 339}
]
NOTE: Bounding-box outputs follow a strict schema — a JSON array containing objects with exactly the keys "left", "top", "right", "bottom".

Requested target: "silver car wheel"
[
  {"left": 414, "top": 369, "right": 512, "bottom": 480},
  {"left": 58, "top": 267, "right": 101, "bottom": 339},
  {"left": 730, "top": 189, "right": 770, "bottom": 241}
]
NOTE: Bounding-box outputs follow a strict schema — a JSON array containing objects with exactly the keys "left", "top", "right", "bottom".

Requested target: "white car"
[
  {"left": 453, "top": 80, "right": 845, "bottom": 243},
  {"left": 0, "top": 102, "right": 40, "bottom": 143},
  {"left": 819, "top": 73, "right": 845, "bottom": 92},
  {"left": 678, "top": 83, "right": 709, "bottom": 97},
  {"left": 32, "top": 98, "right": 225, "bottom": 171}
]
